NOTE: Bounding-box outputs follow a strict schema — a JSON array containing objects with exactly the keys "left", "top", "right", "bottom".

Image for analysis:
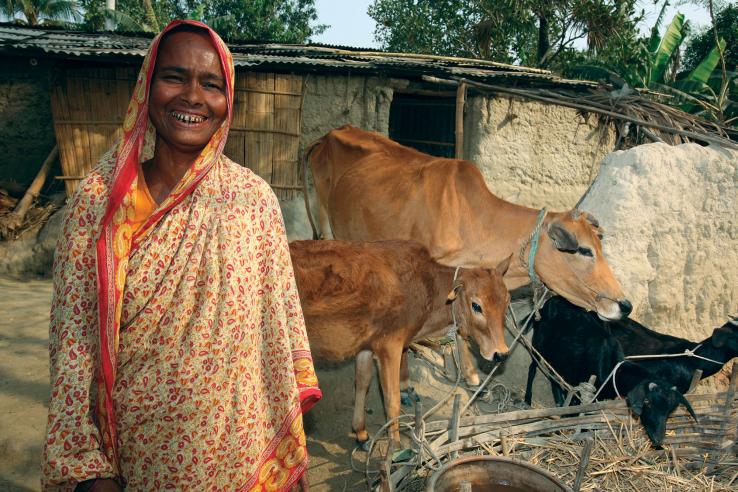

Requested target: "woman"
[{"left": 42, "top": 20, "right": 321, "bottom": 491}]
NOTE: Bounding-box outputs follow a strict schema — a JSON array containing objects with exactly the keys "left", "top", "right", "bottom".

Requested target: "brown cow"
[
  {"left": 304, "top": 125, "right": 631, "bottom": 323},
  {"left": 290, "top": 240, "right": 511, "bottom": 444}
]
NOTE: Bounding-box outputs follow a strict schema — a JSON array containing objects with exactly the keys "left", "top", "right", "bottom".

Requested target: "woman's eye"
[
  {"left": 471, "top": 302, "right": 483, "bottom": 314},
  {"left": 578, "top": 247, "right": 593, "bottom": 257}
]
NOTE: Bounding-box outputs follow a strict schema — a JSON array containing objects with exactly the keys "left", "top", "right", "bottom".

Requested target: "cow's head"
[
  {"left": 536, "top": 210, "right": 632, "bottom": 321},
  {"left": 628, "top": 380, "right": 697, "bottom": 448},
  {"left": 447, "top": 255, "right": 512, "bottom": 362}
]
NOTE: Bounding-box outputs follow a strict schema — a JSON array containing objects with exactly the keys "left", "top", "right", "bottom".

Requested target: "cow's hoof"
[
  {"left": 355, "top": 429, "right": 370, "bottom": 448},
  {"left": 356, "top": 438, "right": 372, "bottom": 452},
  {"left": 400, "top": 387, "right": 420, "bottom": 406}
]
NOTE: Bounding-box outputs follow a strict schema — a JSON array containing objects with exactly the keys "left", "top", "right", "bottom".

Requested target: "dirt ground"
[{"left": 0, "top": 276, "right": 517, "bottom": 491}]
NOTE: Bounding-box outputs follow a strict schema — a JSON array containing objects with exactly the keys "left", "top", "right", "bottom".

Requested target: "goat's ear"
[
  {"left": 711, "top": 326, "right": 730, "bottom": 348},
  {"left": 495, "top": 254, "right": 513, "bottom": 277},
  {"left": 627, "top": 383, "right": 648, "bottom": 416},
  {"left": 446, "top": 284, "right": 462, "bottom": 304},
  {"left": 547, "top": 222, "right": 579, "bottom": 252},
  {"left": 677, "top": 393, "right": 699, "bottom": 423}
]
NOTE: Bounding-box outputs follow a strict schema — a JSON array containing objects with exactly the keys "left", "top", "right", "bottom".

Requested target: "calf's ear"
[
  {"left": 547, "top": 223, "right": 579, "bottom": 252},
  {"left": 446, "top": 284, "right": 462, "bottom": 304},
  {"left": 495, "top": 253, "right": 513, "bottom": 276}
]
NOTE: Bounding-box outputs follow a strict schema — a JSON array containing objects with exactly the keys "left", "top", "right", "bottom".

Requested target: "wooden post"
[
  {"left": 449, "top": 394, "right": 461, "bottom": 459},
  {"left": 573, "top": 437, "right": 594, "bottom": 491},
  {"left": 455, "top": 82, "right": 466, "bottom": 159},
  {"left": 1, "top": 145, "right": 57, "bottom": 236},
  {"left": 413, "top": 401, "right": 423, "bottom": 455}
]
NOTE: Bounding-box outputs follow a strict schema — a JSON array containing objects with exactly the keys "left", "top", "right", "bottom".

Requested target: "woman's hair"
[{"left": 158, "top": 23, "right": 211, "bottom": 49}]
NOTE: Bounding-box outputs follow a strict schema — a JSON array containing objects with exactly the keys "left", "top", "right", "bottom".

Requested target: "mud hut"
[{"left": 0, "top": 23, "right": 622, "bottom": 224}]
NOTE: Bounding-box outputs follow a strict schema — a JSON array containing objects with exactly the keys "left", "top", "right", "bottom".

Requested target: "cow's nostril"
[
  {"left": 493, "top": 351, "right": 509, "bottom": 363},
  {"left": 618, "top": 299, "right": 633, "bottom": 317}
]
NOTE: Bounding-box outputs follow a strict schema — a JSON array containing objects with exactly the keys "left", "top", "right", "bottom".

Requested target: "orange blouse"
[{"left": 131, "top": 167, "right": 157, "bottom": 234}]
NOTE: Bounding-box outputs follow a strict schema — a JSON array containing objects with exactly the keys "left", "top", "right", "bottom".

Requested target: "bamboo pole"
[
  {"left": 455, "top": 82, "right": 467, "bottom": 160},
  {"left": 2, "top": 145, "right": 57, "bottom": 235}
]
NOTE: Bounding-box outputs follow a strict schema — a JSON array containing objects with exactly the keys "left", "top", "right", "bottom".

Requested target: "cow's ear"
[
  {"left": 446, "top": 284, "right": 462, "bottom": 304},
  {"left": 547, "top": 222, "right": 579, "bottom": 252},
  {"left": 495, "top": 254, "right": 513, "bottom": 277}
]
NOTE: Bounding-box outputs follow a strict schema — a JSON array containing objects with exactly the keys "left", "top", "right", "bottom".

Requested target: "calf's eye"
[
  {"left": 578, "top": 247, "right": 593, "bottom": 257},
  {"left": 471, "top": 302, "right": 483, "bottom": 314}
]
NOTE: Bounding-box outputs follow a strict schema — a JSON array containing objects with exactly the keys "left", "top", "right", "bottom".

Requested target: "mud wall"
[
  {"left": 0, "top": 56, "right": 57, "bottom": 187},
  {"left": 580, "top": 143, "right": 737, "bottom": 389},
  {"left": 464, "top": 95, "right": 616, "bottom": 211}
]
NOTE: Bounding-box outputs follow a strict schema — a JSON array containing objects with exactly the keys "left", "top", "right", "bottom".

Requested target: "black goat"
[
  {"left": 525, "top": 296, "right": 697, "bottom": 447},
  {"left": 608, "top": 317, "right": 738, "bottom": 393}
]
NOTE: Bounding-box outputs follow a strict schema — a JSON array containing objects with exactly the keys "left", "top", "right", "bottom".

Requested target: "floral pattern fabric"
[{"left": 42, "top": 20, "right": 320, "bottom": 491}]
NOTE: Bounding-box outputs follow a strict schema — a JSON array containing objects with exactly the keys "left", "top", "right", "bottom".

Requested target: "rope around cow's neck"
[{"left": 519, "top": 208, "right": 547, "bottom": 285}]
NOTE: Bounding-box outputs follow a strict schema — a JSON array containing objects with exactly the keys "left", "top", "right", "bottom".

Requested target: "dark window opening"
[{"left": 389, "top": 92, "right": 456, "bottom": 158}]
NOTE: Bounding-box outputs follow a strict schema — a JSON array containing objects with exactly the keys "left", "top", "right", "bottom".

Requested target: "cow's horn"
[{"left": 648, "top": 382, "right": 658, "bottom": 391}]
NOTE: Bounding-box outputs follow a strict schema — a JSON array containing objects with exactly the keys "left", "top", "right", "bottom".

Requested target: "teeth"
[{"left": 170, "top": 111, "right": 206, "bottom": 124}]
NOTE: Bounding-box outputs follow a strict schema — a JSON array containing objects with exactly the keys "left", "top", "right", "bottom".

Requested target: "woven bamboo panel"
[
  {"left": 226, "top": 72, "right": 305, "bottom": 200},
  {"left": 52, "top": 68, "right": 304, "bottom": 199},
  {"left": 51, "top": 67, "right": 137, "bottom": 196}
]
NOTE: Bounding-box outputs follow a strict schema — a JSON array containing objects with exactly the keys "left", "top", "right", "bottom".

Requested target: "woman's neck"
[{"left": 143, "top": 142, "right": 200, "bottom": 204}]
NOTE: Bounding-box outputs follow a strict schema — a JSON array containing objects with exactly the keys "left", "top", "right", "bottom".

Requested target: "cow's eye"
[
  {"left": 578, "top": 247, "right": 593, "bottom": 257},
  {"left": 471, "top": 302, "right": 483, "bottom": 314}
]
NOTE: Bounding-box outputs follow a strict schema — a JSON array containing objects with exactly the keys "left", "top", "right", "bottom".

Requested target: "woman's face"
[{"left": 149, "top": 30, "right": 228, "bottom": 155}]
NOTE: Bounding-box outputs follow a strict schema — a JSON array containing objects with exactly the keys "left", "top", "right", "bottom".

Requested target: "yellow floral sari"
[{"left": 42, "top": 20, "right": 320, "bottom": 491}]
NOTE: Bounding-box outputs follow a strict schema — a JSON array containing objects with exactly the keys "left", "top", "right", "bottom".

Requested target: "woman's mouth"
[{"left": 170, "top": 110, "right": 207, "bottom": 125}]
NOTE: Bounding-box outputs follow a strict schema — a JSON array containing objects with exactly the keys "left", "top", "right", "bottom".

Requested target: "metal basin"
[{"left": 426, "top": 456, "right": 572, "bottom": 492}]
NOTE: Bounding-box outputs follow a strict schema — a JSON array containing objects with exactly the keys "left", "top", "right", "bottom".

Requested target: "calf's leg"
[
  {"left": 376, "top": 344, "right": 403, "bottom": 447},
  {"left": 352, "top": 350, "right": 374, "bottom": 443}
]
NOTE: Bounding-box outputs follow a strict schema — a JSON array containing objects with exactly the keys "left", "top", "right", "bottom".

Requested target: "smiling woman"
[{"left": 41, "top": 20, "right": 321, "bottom": 492}]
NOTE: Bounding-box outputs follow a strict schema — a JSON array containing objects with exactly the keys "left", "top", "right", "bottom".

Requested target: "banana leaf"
[
  {"left": 686, "top": 38, "right": 727, "bottom": 86},
  {"left": 648, "top": 0, "right": 670, "bottom": 53},
  {"left": 650, "top": 12, "right": 685, "bottom": 85}
]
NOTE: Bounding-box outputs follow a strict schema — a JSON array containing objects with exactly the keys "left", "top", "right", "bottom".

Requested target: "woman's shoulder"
[{"left": 68, "top": 149, "right": 117, "bottom": 211}]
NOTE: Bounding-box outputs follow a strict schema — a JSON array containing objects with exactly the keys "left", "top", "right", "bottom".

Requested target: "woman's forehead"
[{"left": 156, "top": 30, "right": 222, "bottom": 73}]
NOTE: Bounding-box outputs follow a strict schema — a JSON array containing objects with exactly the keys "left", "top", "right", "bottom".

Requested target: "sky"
[{"left": 311, "top": 0, "right": 714, "bottom": 51}]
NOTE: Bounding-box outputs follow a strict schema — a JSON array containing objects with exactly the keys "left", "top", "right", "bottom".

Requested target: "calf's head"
[
  {"left": 537, "top": 210, "right": 631, "bottom": 321},
  {"left": 447, "top": 255, "right": 511, "bottom": 362},
  {"left": 627, "top": 380, "right": 697, "bottom": 448}
]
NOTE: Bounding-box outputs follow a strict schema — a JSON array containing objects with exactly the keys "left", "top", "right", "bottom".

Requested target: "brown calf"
[{"left": 290, "top": 239, "right": 511, "bottom": 444}]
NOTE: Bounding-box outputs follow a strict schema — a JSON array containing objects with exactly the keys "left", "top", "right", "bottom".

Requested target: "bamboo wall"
[
  {"left": 50, "top": 67, "right": 305, "bottom": 199},
  {"left": 51, "top": 67, "right": 136, "bottom": 196}
]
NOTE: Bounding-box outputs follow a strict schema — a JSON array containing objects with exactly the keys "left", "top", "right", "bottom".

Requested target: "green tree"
[
  {"left": 0, "top": 0, "right": 82, "bottom": 26},
  {"left": 367, "top": 0, "right": 641, "bottom": 67},
  {"left": 81, "top": 0, "right": 325, "bottom": 42},
  {"left": 684, "top": 4, "right": 738, "bottom": 72}
]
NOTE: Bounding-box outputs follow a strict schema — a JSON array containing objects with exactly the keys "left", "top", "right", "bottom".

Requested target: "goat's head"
[
  {"left": 710, "top": 318, "right": 738, "bottom": 355},
  {"left": 628, "top": 380, "right": 697, "bottom": 448},
  {"left": 447, "top": 255, "right": 512, "bottom": 362}
]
